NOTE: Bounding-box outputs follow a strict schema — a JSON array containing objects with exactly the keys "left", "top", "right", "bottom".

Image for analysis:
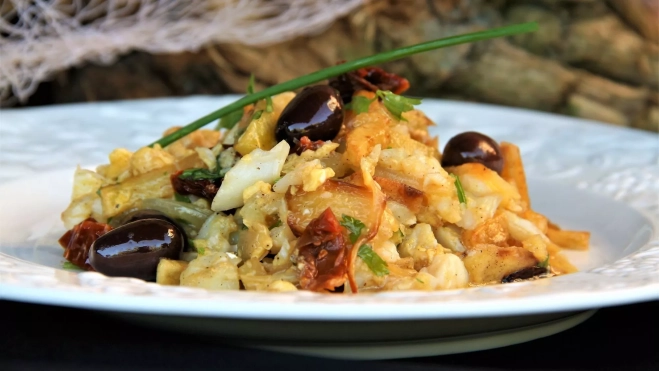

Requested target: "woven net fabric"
[{"left": 0, "top": 0, "right": 363, "bottom": 104}]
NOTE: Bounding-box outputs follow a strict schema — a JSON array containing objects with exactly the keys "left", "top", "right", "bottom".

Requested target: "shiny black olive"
[
  {"left": 501, "top": 266, "right": 548, "bottom": 283},
  {"left": 109, "top": 209, "right": 190, "bottom": 251},
  {"left": 89, "top": 218, "right": 184, "bottom": 281},
  {"left": 275, "top": 85, "right": 344, "bottom": 144},
  {"left": 441, "top": 131, "right": 504, "bottom": 174},
  {"left": 109, "top": 209, "right": 173, "bottom": 228}
]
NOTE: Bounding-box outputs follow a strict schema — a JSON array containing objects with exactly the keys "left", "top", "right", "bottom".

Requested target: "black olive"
[
  {"left": 109, "top": 209, "right": 173, "bottom": 228},
  {"left": 275, "top": 85, "right": 344, "bottom": 144},
  {"left": 89, "top": 218, "right": 184, "bottom": 281},
  {"left": 441, "top": 131, "right": 504, "bottom": 174},
  {"left": 501, "top": 266, "right": 548, "bottom": 283}
]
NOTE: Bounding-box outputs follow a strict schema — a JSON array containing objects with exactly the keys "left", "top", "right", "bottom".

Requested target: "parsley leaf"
[
  {"left": 357, "top": 244, "right": 389, "bottom": 277},
  {"left": 197, "top": 246, "right": 206, "bottom": 255},
  {"left": 451, "top": 174, "right": 467, "bottom": 205},
  {"left": 376, "top": 90, "right": 422, "bottom": 121},
  {"left": 269, "top": 219, "right": 282, "bottom": 230},
  {"left": 265, "top": 95, "right": 273, "bottom": 113},
  {"left": 62, "top": 261, "right": 82, "bottom": 271},
  {"left": 179, "top": 168, "right": 223, "bottom": 181},
  {"left": 340, "top": 215, "right": 366, "bottom": 243},
  {"left": 346, "top": 95, "right": 375, "bottom": 114},
  {"left": 247, "top": 73, "right": 256, "bottom": 94},
  {"left": 174, "top": 192, "right": 191, "bottom": 203},
  {"left": 187, "top": 239, "right": 196, "bottom": 249},
  {"left": 538, "top": 255, "right": 550, "bottom": 268},
  {"left": 252, "top": 110, "right": 263, "bottom": 121},
  {"left": 416, "top": 277, "right": 424, "bottom": 284},
  {"left": 215, "top": 108, "right": 243, "bottom": 130}
]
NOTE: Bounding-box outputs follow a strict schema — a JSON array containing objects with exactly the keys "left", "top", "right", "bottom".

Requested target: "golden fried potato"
[
  {"left": 130, "top": 145, "right": 176, "bottom": 176},
  {"left": 234, "top": 92, "right": 296, "bottom": 156},
  {"left": 500, "top": 142, "right": 530, "bottom": 208},
  {"left": 374, "top": 176, "right": 426, "bottom": 214},
  {"left": 461, "top": 213, "right": 509, "bottom": 249},
  {"left": 180, "top": 252, "right": 241, "bottom": 291},
  {"left": 520, "top": 209, "right": 549, "bottom": 234},
  {"left": 546, "top": 228, "right": 590, "bottom": 250},
  {"left": 343, "top": 106, "right": 392, "bottom": 169},
  {"left": 286, "top": 179, "right": 376, "bottom": 235},
  {"left": 100, "top": 164, "right": 176, "bottom": 218},
  {"left": 463, "top": 245, "right": 537, "bottom": 284},
  {"left": 156, "top": 259, "right": 189, "bottom": 286},
  {"left": 97, "top": 148, "right": 132, "bottom": 180}
]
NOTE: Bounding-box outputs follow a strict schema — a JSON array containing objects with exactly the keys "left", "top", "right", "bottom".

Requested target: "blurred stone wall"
[{"left": 12, "top": 0, "right": 659, "bottom": 131}]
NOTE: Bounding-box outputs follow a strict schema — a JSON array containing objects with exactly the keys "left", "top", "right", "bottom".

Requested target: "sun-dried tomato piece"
[
  {"left": 293, "top": 136, "right": 326, "bottom": 155},
  {"left": 296, "top": 208, "right": 348, "bottom": 292},
  {"left": 329, "top": 65, "right": 410, "bottom": 103},
  {"left": 59, "top": 218, "right": 112, "bottom": 270},
  {"left": 171, "top": 170, "right": 222, "bottom": 201}
]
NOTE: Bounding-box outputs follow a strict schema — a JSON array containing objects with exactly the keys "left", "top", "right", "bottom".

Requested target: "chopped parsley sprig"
[
  {"left": 357, "top": 244, "right": 389, "bottom": 277},
  {"left": 179, "top": 168, "right": 223, "bottom": 181},
  {"left": 452, "top": 174, "right": 467, "bottom": 205},
  {"left": 346, "top": 90, "right": 422, "bottom": 120},
  {"left": 149, "top": 23, "right": 538, "bottom": 148},
  {"left": 340, "top": 215, "right": 366, "bottom": 243}
]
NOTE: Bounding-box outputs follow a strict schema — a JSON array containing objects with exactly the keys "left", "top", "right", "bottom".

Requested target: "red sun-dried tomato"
[
  {"left": 296, "top": 208, "right": 348, "bottom": 292},
  {"left": 59, "top": 218, "right": 112, "bottom": 270},
  {"left": 329, "top": 65, "right": 410, "bottom": 104},
  {"left": 293, "top": 136, "right": 326, "bottom": 155},
  {"left": 171, "top": 170, "right": 222, "bottom": 201}
]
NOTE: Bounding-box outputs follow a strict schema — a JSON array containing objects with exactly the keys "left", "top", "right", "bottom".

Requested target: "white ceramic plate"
[{"left": 0, "top": 97, "right": 657, "bottom": 358}]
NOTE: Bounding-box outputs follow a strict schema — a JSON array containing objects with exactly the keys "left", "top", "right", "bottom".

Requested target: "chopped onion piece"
[{"left": 211, "top": 141, "right": 290, "bottom": 211}]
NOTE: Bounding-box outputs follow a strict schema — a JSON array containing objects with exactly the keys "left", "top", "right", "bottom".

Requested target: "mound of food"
[{"left": 59, "top": 67, "right": 589, "bottom": 293}]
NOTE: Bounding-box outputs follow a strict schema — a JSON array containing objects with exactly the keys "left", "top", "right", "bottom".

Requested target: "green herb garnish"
[
  {"left": 215, "top": 108, "right": 243, "bottom": 130},
  {"left": 247, "top": 73, "right": 256, "bottom": 95},
  {"left": 265, "top": 95, "right": 273, "bottom": 113},
  {"left": 149, "top": 23, "right": 538, "bottom": 148},
  {"left": 179, "top": 168, "right": 223, "bottom": 181},
  {"left": 269, "top": 219, "right": 282, "bottom": 230},
  {"left": 174, "top": 192, "right": 191, "bottom": 203},
  {"left": 252, "top": 110, "right": 263, "bottom": 121},
  {"left": 188, "top": 239, "right": 196, "bottom": 249},
  {"left": 357, "top": 244, "right": 389, "bottom": 277},
  {"left": 538, "top": 255, "right": 550, "bottom": 269},
  {"left": 376, "top": 90, "right": 422, "bottom": 121},
  {"left": 62, "top": 261, "right": 82, "bottom": 271},
  {"left": 241, "top": 224, "right": 248, "bottom": 230},
  {"left": 346, "top": 95, "right": 375, "bottom": 114},
  {"left": 340, "top": 215, "right": 366, "bottom": 243},
  {"left": 197, "top": 246, "right": 206, "bottom": 255},
  {"left": 452, "top": 174, "right": 467, "bottom": 205},
  {"left": 416, "top": 278, "right": 424, "bottom": 284}
]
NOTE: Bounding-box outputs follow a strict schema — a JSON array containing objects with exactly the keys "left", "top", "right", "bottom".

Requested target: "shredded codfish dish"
[{"left": 59, "top": 66, "right": 590, "bottom": 293}]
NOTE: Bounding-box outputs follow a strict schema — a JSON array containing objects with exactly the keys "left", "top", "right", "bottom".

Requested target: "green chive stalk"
[{"left": 150, "top": 22, "right": 538, "bottom": 148}]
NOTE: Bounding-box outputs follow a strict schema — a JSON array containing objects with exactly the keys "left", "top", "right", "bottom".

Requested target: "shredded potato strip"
[{"left": 347, "top": 147, "right": 387, "bottom": 293}]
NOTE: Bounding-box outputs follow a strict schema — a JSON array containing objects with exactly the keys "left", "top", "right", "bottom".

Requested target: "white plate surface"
[{"left": 0, "top": 97, "right": 658, "bottom": 322}]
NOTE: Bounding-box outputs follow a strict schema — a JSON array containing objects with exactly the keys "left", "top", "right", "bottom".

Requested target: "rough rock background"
[{"left": 9, "top": 0, "right": 659, "bottom": 132}]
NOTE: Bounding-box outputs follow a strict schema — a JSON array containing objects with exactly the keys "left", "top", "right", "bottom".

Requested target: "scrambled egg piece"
[
  {"left": 273, "top": 159, "right": 335, "bottom": 194},
  {"left": 180, "top": 252, "right": 241, "bottom": 290},
  {"left": 398, "top": 223, "right": 443, "bottom": 271}
]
